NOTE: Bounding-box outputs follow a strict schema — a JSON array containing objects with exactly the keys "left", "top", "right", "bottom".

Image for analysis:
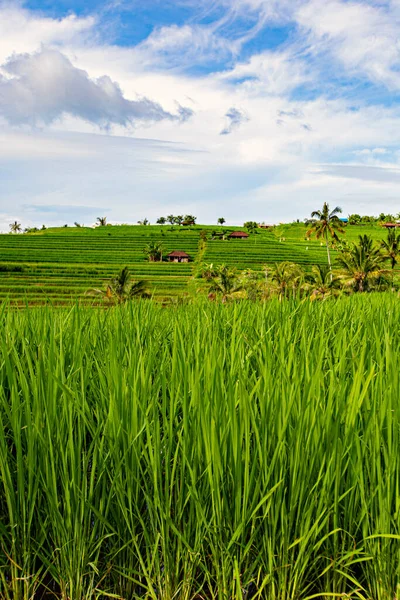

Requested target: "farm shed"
[
  {"left": 258, "top": 224, "right": 273, "bottom": 229},
  {"left": 229, "top": 231, "right": 249, "bottom": 239},
  {"left": 383, "top": 223, "right": 400, "bottom": 228},
  {"left": 168, "top": 250, "right": 190, "bottom": 263}
]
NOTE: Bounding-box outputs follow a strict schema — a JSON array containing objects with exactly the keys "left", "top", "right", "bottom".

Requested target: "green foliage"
[
  {"left": 89, "top": 267, "right": 150, "bottom": 303},
  {"left": 143, "top": 241, "right": 164, "bottom": 262},
  {"left": 1, "top": 300, "right": 400, "bottom": 598},
  {"left": 243, "top": 220, "right": 258, "bottom": 233},
  {"left": 307, "top": 202, "right": 345, "bottom": 272},
  {"left": 336, "top": 234, "right": 387, "bottom": 292},
  {"left": 381, "top": 228, "right": 400, "bottom": 269}
]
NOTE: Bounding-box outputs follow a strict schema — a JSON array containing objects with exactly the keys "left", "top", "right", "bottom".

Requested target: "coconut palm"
[
  {"left": 208, "top": 265, "right": 242, "bottom": 302},
  {"left": 306, "top": 264, "right": 341, "bottom": 300},
  {"left": 336, "top": 235, "right": 387, "bottom": 292},
  {"left": 144, "top": 242, "right": 164, "bottom": 262},
  {"left": 97, "top": 216, "right": 107, "bottom": 226},
  {"left": 9, "top": 221, "right": 22, "bottom": 233},
  {"left": 381, "top": 228, "right": 400, "bottom": 269},
  {"left": 268, "top": 262, "right": 304, "bottom": 298},
  {"left": 218, "top": 218, "right": 226, "bottom": 225},
  {"left": 89, "top": 267, "right": 149, "bottom": 303},
  {"left": 307, "top": 203, "right": 344, "bottom": 277}
]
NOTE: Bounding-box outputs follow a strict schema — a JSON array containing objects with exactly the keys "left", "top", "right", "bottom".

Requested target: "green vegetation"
[
  {"left": 0, "top": 221, "right": 399, "bottom": 305},
  {"left": 1, "top": 298, "right": 400, "bottom": 599}
]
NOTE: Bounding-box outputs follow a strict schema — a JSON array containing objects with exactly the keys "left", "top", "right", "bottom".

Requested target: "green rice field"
[
  {"left": 0, "top": 223, "right": 392, "bottom": 305},
  {"left": 1, "top": 297, "right": 400, "bottom": 599}
]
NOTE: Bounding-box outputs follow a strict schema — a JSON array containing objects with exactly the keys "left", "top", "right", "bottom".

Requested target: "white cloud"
[
  {"left": 0, "top": 49, "right": 192, "bottom": 126},
  {"left": 296, "top": 0, "right": 400, "bottom": 89},
  {"left": 0, "top": 2, "right": 95, "bottom": 64},
  {"left": 1, "top": 1, "right": 400, "bottom": 228}
]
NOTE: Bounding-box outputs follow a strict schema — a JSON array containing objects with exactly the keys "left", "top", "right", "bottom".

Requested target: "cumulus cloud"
[
  {"left": 220, "top": 107, "right": 249, "bottom": 134},
  {"left": 0, "top": 49, "right": 193, "bottom": 127}
]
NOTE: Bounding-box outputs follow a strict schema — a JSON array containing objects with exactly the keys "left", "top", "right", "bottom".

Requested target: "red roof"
[
  {"left": 168, "top": 250, "right": 190, "bottom": 257},
  {"left": 383, "top": 223, "right": 400, "bottom": 227},
  {"left": 229, "top": 231, "right": 249, "bottom": 238}
]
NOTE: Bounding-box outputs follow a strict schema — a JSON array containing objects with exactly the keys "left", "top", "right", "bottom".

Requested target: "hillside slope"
[{"left": 0, "top": 223, "right": 393, "bottom": 304}]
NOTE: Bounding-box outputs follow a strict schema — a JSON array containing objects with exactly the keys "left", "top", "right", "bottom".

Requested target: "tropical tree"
[
  {"left": 157, "top": 217, "right": 166, "bottom": 225},
  {"left": 336, "top": 235, "right": 387, "bottom": 292},
  {"left": 175, "top": 215, "right": 184, "bottom": 226},
  {"left": 137, "top": 218, "right": 150, "bottom": 226},
  {"left": 218, "top": 218, "right": 226, "bottom": 225},
  {"left": 74, "top": 222, "right": 82, "bottom": 227},
  {"left": 144, "top": 242, "right": 164, "bottom": 262},
  {"left": 97, "top": 217, "right": 107, "bottom": 226},
  {"left": 243, "top": 221, "right": 258, "bottom": 234},
  {"left": 167, "top": 215, "right": 175, "bottom": 225},
  {"left": 381, "top": 228, "right": 400, "bottom": 269},
  {"left": 208, "top": 265, "right": 242, "bottom": 302},
  {"left": 9, "top": 221, "right": 22, "bottom": 233},
  {"left": 183, "top": 215, "right": 196, "bottom": 225},
  {"left": 307, "top": 203, "right": 344, "bottom": 277},
  {"left": 89, "top": 267, "right": 150, "bottom": 303},
  {"left": 306, "top": 264, "right": 341, "bottom": 300},
  {"left": 267, "top": 262, "right": 304, "bottom": 298},
  {"left": 197, "top": 262, "right": 218, "bottom": 280}
]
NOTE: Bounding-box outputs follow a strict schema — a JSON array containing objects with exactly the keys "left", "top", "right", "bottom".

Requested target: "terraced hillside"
[
  {"left": 204, "top": 230, "right": 328, "bottom": 270},
  {"left": 0, "top": 226, "right": 200, "bottom": 305},
  {"left": 0, "top": 222, "right": 393, "bottom": 304}
]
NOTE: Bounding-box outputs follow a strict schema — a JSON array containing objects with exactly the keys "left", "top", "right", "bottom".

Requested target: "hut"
[
  {"left": 383, "top": 223, "right": 400, "bottom": 228},
  {"left": 168, "top": 250, "right": 190, "bottom": 263},
  {"left": 258, "top": 224, "right": 273, "bottom": 229},
  {"left": 228, "top": 231, "right": 249, "bottom": 239}
]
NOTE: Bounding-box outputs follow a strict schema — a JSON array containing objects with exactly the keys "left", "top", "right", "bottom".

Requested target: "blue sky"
[{"left": 0, "top": 0, "right": 400, "bottom": 230}]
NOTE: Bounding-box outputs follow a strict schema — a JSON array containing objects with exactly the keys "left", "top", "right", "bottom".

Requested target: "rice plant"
[{"left": 0, "top": 297, "right": 400, "bottom": 599}]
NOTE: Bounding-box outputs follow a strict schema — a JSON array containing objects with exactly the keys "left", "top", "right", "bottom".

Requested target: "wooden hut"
[
  {"left": 168, "top": 250, "right": 190, "bottom": 263},
  {"left": 228, "top": 231, "right": 249, "bottom": 239}
]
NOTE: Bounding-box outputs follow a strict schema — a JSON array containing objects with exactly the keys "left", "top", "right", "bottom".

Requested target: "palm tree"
[
  {"left": 306, "top": 264, "right": 341, "bottom": 300},
  {"left": 268, "top": 262, "right": 304, "bottom": 298},
  {"left": 97, "top": 216, "right": 107, "bottom": 226},
  {"left": 208, "top": 265, "right": 242, "bottom": 302},
  {"left": 167, "top": 215, "right": 175, "bottom": 225},
  {"left": 89, "top": 267, "right": 149, "bottom": 303},
  {"left": 336, "top": 235, "right": 387, "bottom": 292},
  {"left": 307, "top": 203, "right": 344, "bottom": 277},
  {"left": 9, "top": 221, "right": 22, "bottom": 233},
  {"left": 175, "top": 215, "right": 184, "bottom": 226},
  {"left": 137, "top": 218, "right": 150, "bottom": 226},
  {"left": 381, "top": 228, "right": 400, "bottom": 270},
  {"left": 143, "top": 242, "right": 164, "bottom": 262},
  {"left": 218, "top": 218, "right": 226, "bottom": 225}
]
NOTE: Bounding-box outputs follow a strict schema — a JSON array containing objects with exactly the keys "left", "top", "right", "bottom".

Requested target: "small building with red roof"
[
  {"left": 228, "top": 231, "right": 249, "bottom": 239},
  {"left": 167, "top": 250, "right": 190, "bottom": 263}
]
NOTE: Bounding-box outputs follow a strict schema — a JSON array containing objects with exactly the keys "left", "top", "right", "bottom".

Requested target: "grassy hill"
[{"left": 0, "top": 222, "right": 393, "bottom": 304}]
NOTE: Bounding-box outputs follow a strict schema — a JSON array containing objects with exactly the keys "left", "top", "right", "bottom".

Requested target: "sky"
[{"left": 0, "top": 0, "right": 400, "bottom": 230}]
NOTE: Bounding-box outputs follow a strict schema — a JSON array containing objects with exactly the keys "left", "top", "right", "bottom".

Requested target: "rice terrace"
[{"left": 1, "top": 209, "right": 400, "bottom": 599}]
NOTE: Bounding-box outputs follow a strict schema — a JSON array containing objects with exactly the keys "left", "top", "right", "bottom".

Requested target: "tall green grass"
[{"left": 0, "top": 297, "right": 400, "bottom": 599}]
